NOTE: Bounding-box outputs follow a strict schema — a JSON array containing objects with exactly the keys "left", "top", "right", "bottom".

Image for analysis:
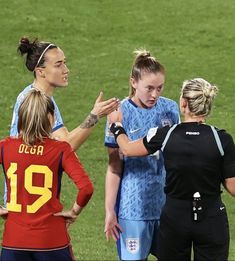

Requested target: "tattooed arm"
[
  {"left": 52, "top": 92, "right": 119, "bottom": 151},
  {"left": 79, "top": 113, "right": 99, "bottom": 128}
]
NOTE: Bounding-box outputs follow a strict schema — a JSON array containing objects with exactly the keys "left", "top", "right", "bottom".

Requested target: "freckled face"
[{"left": 131, "top": 72, "right": 165, "bottom": 108}]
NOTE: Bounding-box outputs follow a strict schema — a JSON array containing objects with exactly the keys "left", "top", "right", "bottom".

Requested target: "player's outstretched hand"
[
  {"left": 104, "top": 210, "right": 123, "bottom": 241},
  {"left": 91, "top": 92, "right": 120, "bottom": 118},
  {"left": 0, "top": 205, "right": 8, "bottom": 219}
]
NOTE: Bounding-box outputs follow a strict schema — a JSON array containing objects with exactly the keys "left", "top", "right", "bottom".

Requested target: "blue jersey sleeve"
[
  {"left": 10, "top": 87, "right": 64, "bottom": 137},
  {"left": 10, "top": 92, "right": 28, "bottom": 137},
  {"left": 51, "top": 97, "right": 64, "bottom": 132},
  {"left": 104, "top": 120, "right": 118, "bottom": 148}
]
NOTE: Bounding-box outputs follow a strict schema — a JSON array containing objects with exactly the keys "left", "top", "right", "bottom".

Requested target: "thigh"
[
  {"left": 0, "top": 249, "right": 33, "bottom": 261},
  {"left": 33, "top": 246, "right": 74, "bottom": 261},
  {"left": 117, "top": 219, "right": 154, "bottom": 260},
  {"left": 193, "top": 204, "right": 229, "bottom": 261},
  {"left": 157, "top": 205, "right": 192, "bottom": 261}
]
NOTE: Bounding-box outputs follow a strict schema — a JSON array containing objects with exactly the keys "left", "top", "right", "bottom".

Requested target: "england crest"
[
  {"left": 161, "top": 118, "right": 172, "bottom": 127},
  {"left": 126, "top": 238, "right": 140, "bottom": 254}
]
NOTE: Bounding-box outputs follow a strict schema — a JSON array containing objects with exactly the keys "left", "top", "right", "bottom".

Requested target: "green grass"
[{"left": 0, "top": 0, "right": 235, "bottom": 260}]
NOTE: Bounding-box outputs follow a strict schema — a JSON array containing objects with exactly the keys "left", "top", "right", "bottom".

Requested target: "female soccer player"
[
  {"left": 4, "top": 36, "right": 118, "bottom": 204},
  {"left": 0, "top": 89, "right": 94, "bottom": 261},
  {"left": 109, "top": 78, "right": 235, "bottom": 261},
  {"left": 11, "top": 37, "right": 119, "bottom": 150},
  {"left": 104, "top": 49, "right": 180, "bottom": 260}
]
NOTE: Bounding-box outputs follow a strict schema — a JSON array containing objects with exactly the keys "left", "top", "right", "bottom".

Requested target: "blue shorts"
[
  {"left": 117, "top": 218, "right": 160, "bottom": 260},
  {"left": 0, "top": 245, "right": 74, "bottom": 261}
]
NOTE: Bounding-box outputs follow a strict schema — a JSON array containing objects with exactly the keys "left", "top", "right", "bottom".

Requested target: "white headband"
[{"left": 34, "top": 43, "right": 54, "bottom": 70}]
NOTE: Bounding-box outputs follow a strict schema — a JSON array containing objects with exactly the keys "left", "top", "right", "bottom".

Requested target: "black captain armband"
[{"left": 109, "top": 123, "right": 127, "bottom": 140}]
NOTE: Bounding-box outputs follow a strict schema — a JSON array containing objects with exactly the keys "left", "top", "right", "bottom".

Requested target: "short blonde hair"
[
  {"left": 18, "top": 89, "right": 55, "bottom": 146},
  {"left": 181, "top": 78, "right": 218, "bottom": 117}
]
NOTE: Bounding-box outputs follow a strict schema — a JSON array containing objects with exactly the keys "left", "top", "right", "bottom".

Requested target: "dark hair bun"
[{"left": 18, "top": 37, "right": 37, "bottom": 56}]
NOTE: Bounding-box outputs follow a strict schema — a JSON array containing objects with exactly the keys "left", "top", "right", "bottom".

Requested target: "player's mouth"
[
  {"left": 63, "top": 75, "right": 68, "bottom": 82},
  {"left": 148, "top": 99, "right": 156, "bottom": 105}
]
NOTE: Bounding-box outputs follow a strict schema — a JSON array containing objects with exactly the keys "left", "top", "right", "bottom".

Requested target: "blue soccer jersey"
[
  {"left": 10, "top": 84, "right": 64, "bottom": 137},
  {"left": 105, "top": 97, "right": 180, "bottom": 220}
]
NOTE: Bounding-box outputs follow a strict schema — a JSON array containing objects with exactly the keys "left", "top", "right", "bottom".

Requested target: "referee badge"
[{"left": 126, "top": 238, "right": 140, "bottom": 254}]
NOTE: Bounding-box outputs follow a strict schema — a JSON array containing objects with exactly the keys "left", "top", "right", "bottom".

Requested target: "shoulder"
[
  {"left": 120, "top": 97, "right": 133, "bottom": 109},
  {"left": 16, "top": 84, "right": 33, "bottom": 102},
  {"left": 0, "top": 136, "right": 17, "bottom": 144},
  {"left": 214, "top": 126, "right": 234, "bottom": 144},
  {"left": 119, "top": 98, "right": 136, "bottom": 120},
  {"left": 158, "top": 96, "right": 178, "bottom": 107},
  {"left": 0, "top": 137, "right": 20, "bottom": 149},
  {"left": 121, "top": 97, "right": 129, "bottom": 104},
  {"left": 146, "top": 125, "right": 172, "bottom": 143},
  {"left": 47, "top": 138, "right": 73, "bottom": 152}
]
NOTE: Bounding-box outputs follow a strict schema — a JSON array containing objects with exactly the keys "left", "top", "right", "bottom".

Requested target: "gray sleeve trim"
[
  {"left": 161, "top": 124, "right": 178, "bottom": 152},
  {"left": 210, "top": 126, "right": 224, "bottom": 156}
]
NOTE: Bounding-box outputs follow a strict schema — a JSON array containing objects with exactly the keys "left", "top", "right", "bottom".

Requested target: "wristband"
[{"left": 110, "top": 123, "right": 127, "bottom": 140}]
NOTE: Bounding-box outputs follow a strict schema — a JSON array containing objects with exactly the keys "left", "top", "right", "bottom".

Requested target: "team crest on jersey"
[
  {"left": 126, "top": 238, "right": 140, "bottom": 254},
  {"left": 161, "top": 118, "right": 172, "bottom": 127}
]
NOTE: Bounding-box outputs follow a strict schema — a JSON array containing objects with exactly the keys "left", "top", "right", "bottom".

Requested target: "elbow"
[
  {"left": 120, "top": 147, "right": 133, "bottom": 157},
  {"left": 121, "top": 147, "right": 129, "bottom": 156},
  {"left": 224, "top": 183, "right": 235, "bottom": 197},
  {"left": 228, "top": 189, "right": 235, "bottom": 197},
  {"left": 86, "top": 181, "right": 94, "bottom": 198},
  {"left": 77, "top": 181, "right": 94, "bottom": 207},
  {"left": 224, "top": 178, "right": 235, "bottom": 197}
]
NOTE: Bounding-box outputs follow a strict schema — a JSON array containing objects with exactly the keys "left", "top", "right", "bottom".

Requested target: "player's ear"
[
  {"left": 179, "top": 96, "right": 187, "bottom": 114},
  {"left": 35, "top": 67, "right": 46, "bottom": 78},
  {"left": 130, "top": 77, "right": 137, "bottom": 89},
  {"left": 180, "top": 96, "right": 187, "bottom": 108}
]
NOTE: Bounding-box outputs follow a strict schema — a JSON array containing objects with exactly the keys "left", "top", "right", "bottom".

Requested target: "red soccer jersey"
[{"left": 0, "top": 137, "right": 93, "bottom": 250}]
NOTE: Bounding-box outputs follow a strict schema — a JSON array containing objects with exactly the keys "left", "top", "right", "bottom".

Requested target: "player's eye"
[{"left": 147, "top": 86, "right": 154, "bottom": 92}]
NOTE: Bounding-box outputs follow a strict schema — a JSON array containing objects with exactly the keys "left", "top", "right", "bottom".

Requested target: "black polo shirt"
[{"left": 143, "top": 122, "right": 235, "bottom": 200}]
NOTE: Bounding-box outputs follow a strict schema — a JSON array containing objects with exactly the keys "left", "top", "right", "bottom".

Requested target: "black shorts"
[{"left": 157, "top": 196, "right": 229, "bottom": 261}]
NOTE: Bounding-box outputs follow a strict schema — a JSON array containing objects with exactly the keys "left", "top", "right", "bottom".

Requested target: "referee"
[{"left": 109, "top": 78, "right": 235, "bottom": 261}]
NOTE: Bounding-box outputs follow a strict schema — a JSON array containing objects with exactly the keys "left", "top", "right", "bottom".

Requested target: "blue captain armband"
[{"left": 109, "top": 122, "right": 127, "bottom": 141}]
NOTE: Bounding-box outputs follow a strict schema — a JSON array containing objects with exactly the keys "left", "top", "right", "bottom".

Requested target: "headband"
[{"left": 34, "top": 43, "right": 54, "bottom": 70}]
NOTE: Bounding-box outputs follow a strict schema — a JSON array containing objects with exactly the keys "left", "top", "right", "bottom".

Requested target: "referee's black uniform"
[{"left": 143, "top": 122, "right": 235, "bottom": 261}]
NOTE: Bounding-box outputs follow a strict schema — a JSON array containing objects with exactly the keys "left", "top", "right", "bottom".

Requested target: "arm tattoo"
[{"left": 80, "top": 113, "right": 99, "bottom": 129}]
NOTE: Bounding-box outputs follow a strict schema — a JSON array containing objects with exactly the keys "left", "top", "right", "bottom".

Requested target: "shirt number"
[{"left": 6, "top": 163, "right": 53, "bottom": 213}]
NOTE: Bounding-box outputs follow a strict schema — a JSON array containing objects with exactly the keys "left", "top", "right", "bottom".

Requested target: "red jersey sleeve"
[{"left": 61, "top": 143, "right": 94, "bottom": 207}]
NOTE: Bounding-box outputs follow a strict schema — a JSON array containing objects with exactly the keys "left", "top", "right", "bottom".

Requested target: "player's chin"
[
  {"left": 146, "top": 100, "right": 156, "bottom": 108},
  {"left": 58, "top": 82, "right": 69, "bottom": 88}
]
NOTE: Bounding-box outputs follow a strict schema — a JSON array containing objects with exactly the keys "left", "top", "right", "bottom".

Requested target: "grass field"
[{"left": 0, "top": 0, "right": 235, "bottom": 260}]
